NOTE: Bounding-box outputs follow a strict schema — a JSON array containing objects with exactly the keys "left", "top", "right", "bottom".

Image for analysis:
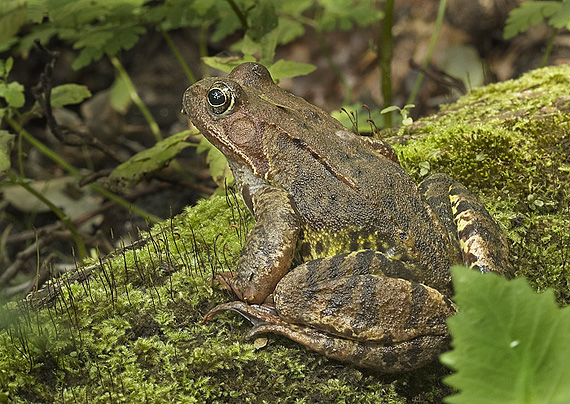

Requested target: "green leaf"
[
  {"left": 151, "top": 0, "right": 206, "bottom": 29},
  {"left": 503, "top": 1, "right": 562, "bottom": 39},
  {"left": 279, "top": 0, "right": 314, "bottom": 16},
  {"left": 0, "top": 81, "right": 24, "bottom": 108},
  {"left": 210, "top": 0, "right": 242, "bottom": 42},
  {"left": 246, "top": 0, "right": 278, "bottom": 42},
  {"left": 110, "top": 74, "right": 131, "bottom": 113},
  {"left": 267, "top": 59, "right": 316, "bottom": 81},
  {"left": 50, "top": 84, "right": 92, "bottom": 107},
  {"left": 72, "top": 46, "right": 104, "bottom": 70},
  {"left": 317, "top": 0, "right": 384, "bottom": 31},
  {"left": 106, "top": 131, "right": 192, "bottom": 191},
  {"left": 0, "top": 57, "right": 13, "bottom": 78},
  {"left": 381, "top": 105, "right": 400, "bottom": 113},
  {"left": 197, "top": 136, "right": 233, "bottom": 188},
  {"left": 0, "top": 130, "right": 14, "bottom": 173},
  {"left": 201, "top": 55, "right": 257, "bottom": 74},
  {"left": 441, "top": 266, "right": 570, "bottom": 404},
  {"left": 258, "top": 27, "right": 278, "bottom": 66},
  {"left": 547, "top": 0, "right": 570, "bottom": 29},
  {"left": 274, "top": 18, "right": 306, "bottom": 45},
  {"left": 0, "top": 0, "right": 27, "bottom": 51}
]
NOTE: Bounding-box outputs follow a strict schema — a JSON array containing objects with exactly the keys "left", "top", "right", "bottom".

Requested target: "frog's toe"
[
  {"left": 202, "top": 301, "right": 280, "bottom": 326},
  {"left": 246, "top": 322, "right": 450, "bottom": 373}
]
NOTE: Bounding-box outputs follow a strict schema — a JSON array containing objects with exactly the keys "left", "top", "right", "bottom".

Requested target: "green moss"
[
  {"left": 392, "top": 64, "right": 570, "bottom": 300},
  {"left": 1, "top": 65, "right": 569, "bottom": 403}
]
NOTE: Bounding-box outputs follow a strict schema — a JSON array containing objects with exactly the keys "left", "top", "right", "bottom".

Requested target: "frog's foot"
[
  {"left": 247, "top": 322, "right": 450, "bottom": 373},
  {"left": 211, "top": 272, "right": 246, "bottom": 301},
  {"left": 201, "top": 301, "right": 281, "bottom": 326},
  {"left": 202, "top": 301, "right": 449, "bottom": 373}
]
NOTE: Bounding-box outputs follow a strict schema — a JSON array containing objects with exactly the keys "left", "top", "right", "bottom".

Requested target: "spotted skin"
[{"left": 185, "top": 63, "right": 513, "bottom": 373}]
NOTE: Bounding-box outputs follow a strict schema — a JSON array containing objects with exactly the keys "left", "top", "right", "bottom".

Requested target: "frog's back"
[{"left": 266, "top": 127, "right": 460, "bottom": 294}]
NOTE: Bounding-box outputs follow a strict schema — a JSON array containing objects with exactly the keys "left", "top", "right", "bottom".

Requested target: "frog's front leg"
[{"left": 218, "top": 185, "right": 300, "bottom": 304}]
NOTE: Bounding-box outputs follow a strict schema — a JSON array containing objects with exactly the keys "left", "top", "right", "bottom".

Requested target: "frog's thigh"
[
  {"left": 250, "top": 322, "right": 450, "bottom": 373},
  {"left": 274, "top": 262, "right": 455, "bottom": 344},
  {"left": 419, "top": 173, "right": 512, "bottom": 277}
]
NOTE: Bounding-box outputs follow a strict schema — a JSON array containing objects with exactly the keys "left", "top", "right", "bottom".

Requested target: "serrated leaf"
[
  {"left": 106, "top": 131, "right": 192, "bottom": 191},
  {"left": 210, "top": 0, "right": 242, "bottom": 42},
  {"left": 441, "top": 266, "right": 570, "bottom": 404},
  {"left": 503, "top": 1, "right": 562, "bottom": 39},
  {"left": 317, "top": 0, "right": 384, "bottom": 31},
  {"left": 247, "top": 0, "right": 278, "bottom": 42},
  {"left": 547, "top": 0, "right": 570, "bottom": 29},
  {"left": 50, "top": 84, "right": 92, "bottom": 107},
  {"left": 0, "top": 130, "right": 14, "bottom": 173},
  {"left": 72, "top": 46, "right": 104, "bottom": 70},
  {"left": 267, "top": 59, "right": 316, "bottom": 81}
]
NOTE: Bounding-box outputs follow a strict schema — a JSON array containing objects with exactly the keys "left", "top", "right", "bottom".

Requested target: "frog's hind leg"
[
  {"left": 419, "top": 173, "right": 512, "bottom": 277},
  {"left": 202, "top": 299, "right": 450, "bottom": 373},
  {"left": 249, "top": 321, "right": 450, "bottom": 373}
]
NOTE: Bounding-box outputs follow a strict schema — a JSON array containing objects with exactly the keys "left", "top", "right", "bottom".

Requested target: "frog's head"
[{"left": 182, "top": 63, "right": 276, "bottom": 179}]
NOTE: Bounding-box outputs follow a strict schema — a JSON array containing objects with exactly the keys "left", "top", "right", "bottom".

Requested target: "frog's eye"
[{"left": 207, "top": 83, "right": 236, "bottom": 116}]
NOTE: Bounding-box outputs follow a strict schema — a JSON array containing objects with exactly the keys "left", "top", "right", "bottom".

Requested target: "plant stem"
[
  {"left": 226, "top": 0, "right": 248, "bottom": 30},
  {"left": 407, "top": 0, "right": 447, "bottom": 106},
  {"left": 541, "top": 27, "right": 559, "bottom": 68},
  {"left": 5, "top": 171, "right": 88, "bottom": 258},
  {"left": 379, "top": 0, "right": 394, "bottom": 128},
  {"left": 110, "top": 56, "right": 162, "bottom": 142},
  {"left": 161, "top": 28, "right": 196, "bottom": 84},
  {"left": 5, "top": 116, "right": 162, "bottom": 224}
]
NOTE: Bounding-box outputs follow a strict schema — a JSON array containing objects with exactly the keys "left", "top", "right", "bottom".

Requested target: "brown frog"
[{"left": 182, "top": 62, "right": 512, "bottom": 372}]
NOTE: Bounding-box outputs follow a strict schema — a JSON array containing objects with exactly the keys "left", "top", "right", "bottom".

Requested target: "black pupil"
[{"left": 208, "top": 88, "right": 225, "bottom": 106}]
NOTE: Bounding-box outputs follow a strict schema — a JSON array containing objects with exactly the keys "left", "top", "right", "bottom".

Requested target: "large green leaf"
[{"left": 441, "top": 266, "right": 570, "bottom": 404}]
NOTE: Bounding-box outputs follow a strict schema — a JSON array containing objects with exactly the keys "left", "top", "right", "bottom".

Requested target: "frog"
[{"left": 182, "top": 62, "right": 512, "bottom": 373}]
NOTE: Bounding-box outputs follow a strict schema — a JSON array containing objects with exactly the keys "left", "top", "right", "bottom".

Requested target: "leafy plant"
[
  {"left": 503, "top": 0, "right": 570, "bottom": 66},
  {"left": 504, "top": 0, "right": 570, "bottom": 40},
  {"left": 441, "top": 266, "right": 570, "bottom": 404},
  {"left": 381, "top": 103, "right": 415, "bottom": 126}
]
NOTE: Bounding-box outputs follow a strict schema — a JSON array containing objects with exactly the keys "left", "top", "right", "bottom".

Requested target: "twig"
[
  {"left": 409, "top": 60, "right": 467, "bottom": 94},
  {"left": 31, "top": 42, "right": 124, "bottom": 163}
]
